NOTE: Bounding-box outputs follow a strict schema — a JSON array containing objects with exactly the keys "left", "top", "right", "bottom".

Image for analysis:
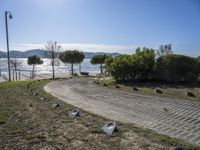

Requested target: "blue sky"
[{"left": 0, "top": 0, "right": 200, "bottom": 56}]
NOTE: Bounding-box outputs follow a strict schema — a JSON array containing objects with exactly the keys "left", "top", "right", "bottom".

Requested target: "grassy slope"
[
  {"left": 97, "top": 78, "right": 200, "bottom": 102},
  {"left": 0, "top": 79, "right": 199, "bottom": 150}
]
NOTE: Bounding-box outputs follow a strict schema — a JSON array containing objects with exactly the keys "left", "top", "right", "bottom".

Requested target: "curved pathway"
[{"left": 45, "top": 78, "right": 200, "bottom": 145}]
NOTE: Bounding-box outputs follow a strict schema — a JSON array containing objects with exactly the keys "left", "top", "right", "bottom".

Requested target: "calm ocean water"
[{"left": 0, "top": 58, "right": 100, "bottom": 74}]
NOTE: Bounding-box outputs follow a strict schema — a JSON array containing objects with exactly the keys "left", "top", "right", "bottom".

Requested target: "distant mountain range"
[{"left": 0, "top": 49, "right": 120, "bottom": 59}]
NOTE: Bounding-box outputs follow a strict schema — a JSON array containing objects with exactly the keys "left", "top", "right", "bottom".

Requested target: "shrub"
[
  {"left": 105, "top": 47, "right": 156, "bottom": 81},
  {"left": 157, "top": 54, "right": 200, "bottom": 82}
]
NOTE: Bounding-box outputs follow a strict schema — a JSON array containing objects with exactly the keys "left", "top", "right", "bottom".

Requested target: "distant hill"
[
  {"left": 0, "top": 49, "right": 47, "bottom": 58},
  {"left": 0, "top": 49, "right": 120, "bottom": 59}
]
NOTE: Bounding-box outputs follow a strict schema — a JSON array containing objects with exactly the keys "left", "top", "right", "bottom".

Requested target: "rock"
[
  {"left": 33, "top": 91, "right": 38, "bottom": 96},
  {"left": 186, "top": 91, "right": 195, "bottom": 97},
  {"left": 133, "top": 87, "right": 139, "bottom": 91},
  {"left": 170, "top": 147, "right": 187, "bottom": 150},
  {"left": 52, "top": 101, "right": 60, "bottom": 108},
  {"left": 155, "top": 88, "right": 163, "bottom": 94},
  {"left": 68, "top": 109, "right": 80, "bottom": 119},
  {"left": 102, "top": 122, "right": 118, "bottom": 135},
  {"left": 40, "top": 96, "right": 47, "bottom": 100},
  {"left": 163, "top": 108, "right": 169, "bottom": 111},
  {"left": 116, "top": 85, "right": 120, "bottom": 88}
]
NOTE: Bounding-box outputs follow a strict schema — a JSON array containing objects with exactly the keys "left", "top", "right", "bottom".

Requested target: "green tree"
[
  {"left": 105, "top": 47, "right": 156, "bottom": 81},
  {"left": 105, "top": 56, "right": 114, "bottom": 74},
  {"left": 91, "top": 54, "right": 108, "bottom": 74},
  {"left": 197, "top": 56, "right": 200, "bottom": 63},
  {"left": 109, "top": 55, "right": 135, "bottom": 81},
  {"left": 45, "top": 41, "right": 62, "bottom": 79},
  {"left": 59, "top": 50, "right": 85, "bottom": 75},
  {"left": 134, "top": 47, "right": 156, "bottom": 80},
  {"left": 27, "top": 55, "right": 43, "bottom": 79}
]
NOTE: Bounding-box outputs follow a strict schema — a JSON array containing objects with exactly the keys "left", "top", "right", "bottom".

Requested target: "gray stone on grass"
[
  {"left": 155, "top": 88, "right": 163, "bottom": 94},
  {"left": 52, "top": 101, "right": 60, "bottom": 108},
  {"left": 102, "top": 122, "right": 118, "bottom": 135},
  {"left": 133, "top": 87, "right": 139, "bottom": 91},
  {"left": 68, "top": 109, "right": 80, "bottom": 119},
  {"left": 170, "top": 147, "right": 187, "bottom": 150},
  {"left": 33, "top": 91, "right": 38, "bottom": 96},
  {"left": 40, "top": 96, "right": 47, "bottom": 100},
  {"left": 186, "top": 91, "right": 195, "bottom": 97},
  {"left": 116, "top": 85, "right": 120, "bottom": 88}
]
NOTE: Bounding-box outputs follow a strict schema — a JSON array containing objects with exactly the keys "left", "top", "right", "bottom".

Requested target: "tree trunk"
[
  {"left": 19, "top": 70, "right": 20, "bottom": 80},
  {"left": 15, "top": 68, "right": 17, "bottom": 81},
  {"left": 100, "top": 64, "right": 103, "bottom": 74},
  {"left": 79, "top": 64, "right": 81, "bottom": 73},
  {"left": 52, "top": 60, "right": 55, "bottom": 79},
  {"left": 12, "top": 69, "right": 14, "bottom": 81},
  {"left": 71, "top": 63, "right": 74, "bottom": 75},
  {"left": 32, "top": 65, "right": 35, "bottom": 79}
]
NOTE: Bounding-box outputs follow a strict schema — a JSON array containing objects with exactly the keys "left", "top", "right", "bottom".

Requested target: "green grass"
[{"left": 0, "top": 78, "right": 199, "bottom": 149}]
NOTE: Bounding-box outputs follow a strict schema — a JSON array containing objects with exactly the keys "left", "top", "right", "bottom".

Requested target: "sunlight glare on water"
[{"left": 0, "top": 58, "right": 100, "bottom": 74}]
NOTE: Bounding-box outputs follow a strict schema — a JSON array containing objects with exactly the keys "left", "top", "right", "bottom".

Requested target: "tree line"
[
  {"left": 25, "top": 42, "right": 200, "bottom": 82},
  {"left": 105, "top": 45, "right": 200, "bottom": 83}
]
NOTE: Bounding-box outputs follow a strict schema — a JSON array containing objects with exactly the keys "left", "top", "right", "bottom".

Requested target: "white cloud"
[{"left": 0, "top": 43, "right": 137, "bottom": 54}]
